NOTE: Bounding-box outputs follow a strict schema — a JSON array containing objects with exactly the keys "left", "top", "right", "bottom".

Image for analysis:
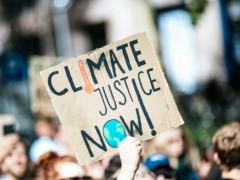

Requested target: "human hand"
[
  {"left": 0, "top": 134, "right": 19, "bottom": 162},
  {"left": 117, "top": 136, "right": 142, "bottom": 180}
]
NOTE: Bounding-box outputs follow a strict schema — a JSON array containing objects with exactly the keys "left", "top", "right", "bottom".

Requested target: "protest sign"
[
  {"left": 29, "top": 56, "right": 66, "bottom": 116},
  {"left": 41, "top": 32, "right": 184, "bottom": 166}
]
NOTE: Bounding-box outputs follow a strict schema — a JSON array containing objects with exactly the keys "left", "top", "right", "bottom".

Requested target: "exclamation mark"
[
  {"left": 78, "top": 60, "right": 94, "bottom": 94},
  {"left": 132, "top": 78, "right": 157, "bottom": 136}
]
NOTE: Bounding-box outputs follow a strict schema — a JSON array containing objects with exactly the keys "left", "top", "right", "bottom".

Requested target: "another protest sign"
[
  {"left": 29, "top": 56, "right": 66, "bottom": 116},
  {"left": 41, "top": 32, "right": 184, "bottom": 166}
]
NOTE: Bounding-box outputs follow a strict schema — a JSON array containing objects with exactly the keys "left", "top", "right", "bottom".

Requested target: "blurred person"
[
  {"left": 212, "top": 122, "right": 240, "bottom": 180},
  {"left": 153, "top": 127, "right": 198, "bottom": 180},
  {"left": 145, "top": 154, "right": 176, "bottom": 180},
  {"left": 134, "top": 164, "right": 155, "bottom": 180},
  {"left": 34, "top": 117, "right": 57, "bottom": 138},
  {"left": 38, "top": 151, "right": 85, "bottom": 180},
  {"left": 198, "top": 148, "right": 221, "bottom": 180},
  {"left": 84, "top": 161, "right": 105, "bottom": 179},
  {"left": 105, "top": 155, "right": 121, "bottom": 178},
  {"left": 142, "top": 139, "right": 159, "bottom": 160},
  {"left": 102, "top": 155, "right": 115, "bottom": 170},
  {"left": 105, "top": 155, "right": 154, "bottom": 180},
  {"left": 54, "top": 124, "right": 75, "bottom": 157},
  {"left": 0, "top": 134, "right": 19, "bottom": 165},
  {"left": 30, "top": 117, "right": 60, "bottom": 162},
  {"left": 0, "top": 136, "right": 38, "bottom": 180}
]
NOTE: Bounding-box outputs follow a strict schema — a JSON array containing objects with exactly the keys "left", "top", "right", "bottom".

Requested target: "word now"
[{"left": 81, "top": 75, "right": 160, "bottom": 158}]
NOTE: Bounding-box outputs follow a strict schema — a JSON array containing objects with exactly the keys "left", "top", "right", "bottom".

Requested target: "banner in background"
[{"left": 29, "top": 56, "right": 66, "bottom": 117}]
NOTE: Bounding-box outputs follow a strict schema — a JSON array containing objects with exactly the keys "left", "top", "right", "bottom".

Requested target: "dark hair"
[
  {"left": 105, "top": 156, "right": 121, "bottom": 178},
  {"left": 213, "top": 122, "right": 240, "bottom": 171}
]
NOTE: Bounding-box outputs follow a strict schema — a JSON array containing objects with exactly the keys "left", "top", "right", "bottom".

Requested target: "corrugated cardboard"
[{"left": 40, "top": 32, "right": 184, "bottom": 166}]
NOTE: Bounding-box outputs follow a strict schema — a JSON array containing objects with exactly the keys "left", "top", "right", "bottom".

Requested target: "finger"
[
  {"left": 120, "top": 136, "right": 135, "bottom": 146},
  {"left": 126, "top": 137, "right": 138, "bottom": 144},
  {"left": 137, "top": 146, "right": 142, "bottom": 155},
  {"left": 132, "top": 140, "right": 141, "bottom": 146}
]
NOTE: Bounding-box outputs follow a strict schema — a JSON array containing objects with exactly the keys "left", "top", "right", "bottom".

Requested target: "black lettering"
[
  {"left": 130, "top": 40, "right": 146, "bottom": 67},
  {"left": 138, "top": 71, "right": 152, "bottom": 96},
  {"left": 120, "top": 76, "right": 133, "bottom": 102},
  {"left": 132, "top": 78, "right": 156, "bottom": 136},
  {"left": 87, "top": 53, "right": 113, "bottom": 84},
  {"left": 120, "top": 108, "right": 143, "bottom": 136},
  {"left": 117, "top": 43, "right": 132, "bottom": 71},
  {"left": 81, "top": 126, "right": 107, "bottom": 157},
  {"left": 147, "top": 68, "right": 160, "bottom": 92},
  {"left": 94, "top": 88, "right": 107, "bottom": 116},
  {"left": 114, "top": 80, "right": 126, "bottom": 105},
  {"left": 48, "top": 71, "right": 68, "bottom": 96},
  {"left": 102, "top": 85, "right": 117, "bottom": 111},
  {"left": 64, "top": 66, "right": 82, "bottom": 92},
  {"left": 110, "top": 50, "right": 125, "bottom": 77}
]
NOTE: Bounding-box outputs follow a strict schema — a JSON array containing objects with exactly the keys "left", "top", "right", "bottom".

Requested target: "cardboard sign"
[
  {"left": 29, "top": 56, "right": 66, "bottom": 116},
  {"left": 41, "top": 32, "right": 184, "bottom": 166}
]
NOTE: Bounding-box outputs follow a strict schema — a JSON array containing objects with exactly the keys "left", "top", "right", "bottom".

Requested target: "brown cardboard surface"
[
  {"left": 40, "top": 32, "right": 184, "bottom": 166},
  {"left": 29, "top": 56, "right": 66, "bottom": 116}
]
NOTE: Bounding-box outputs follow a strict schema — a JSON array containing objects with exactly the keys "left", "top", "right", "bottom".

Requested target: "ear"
[{"left": 213, "top": 152, "right": 221, "bottom": 165}]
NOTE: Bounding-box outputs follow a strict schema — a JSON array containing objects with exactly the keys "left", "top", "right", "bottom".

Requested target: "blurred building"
[{"left": 0, "top": 0, "right": 239, "bottom": 148}]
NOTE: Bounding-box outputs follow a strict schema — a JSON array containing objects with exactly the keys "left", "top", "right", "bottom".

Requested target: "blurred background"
[{"left": 0, "top": 0, "right": 239, "bottom": 166}]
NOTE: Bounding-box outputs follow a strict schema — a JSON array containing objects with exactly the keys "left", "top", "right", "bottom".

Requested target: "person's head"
[
  {"left": 145, "top": 154, "right": 176, "bottom": 180},
  {"left": 35, "top": 117, "right": 57, "bottom": 138},
  {"left": 153, "top": 128, "right": 185, "bottom": 158},
  {"left": 198, "top": 148, "right": 221, "bottom": 180},
  {"left": 84, "top": 161, "right": 105, "bottom": 179},
  {"left": 38, "top": 151, "right": 85, "bottom": 180},
  {"left": 213, "top": 122, "right": 240, "bottom": 171},
  {"left": 1, "top": 138, "right": 32, "bottom": 179}
]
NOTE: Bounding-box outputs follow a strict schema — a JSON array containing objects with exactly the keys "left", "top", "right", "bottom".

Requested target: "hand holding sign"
[
  {"left": 40, "top": 32, "right": 184, "bottom": 166},
  {"left": 117, "top": 137, "right": 142, "bottom": 180}
]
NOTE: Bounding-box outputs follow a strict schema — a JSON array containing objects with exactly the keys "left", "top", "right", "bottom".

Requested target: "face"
[
  {"left": 84, "top": 161, "right": 105, "bottom": 179},
  {"left": 162, "top": 128, "right": 184, "bottom": 157},
  {"left": 2, "top": 142, "right": 28, "bottom": 178},
  {"left": 168, "top": 128, "right": 184, "bottom": 157},
  {"left": 35, "top": 119, "right": 55, "bottom": 138},
  {"left": 55, "top": 161, "right": 85, "bottom": 180}
]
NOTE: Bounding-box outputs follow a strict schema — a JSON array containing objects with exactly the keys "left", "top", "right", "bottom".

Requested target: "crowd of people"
[{"left": 0, "top": 116, "right": 239, "bottom": 180}]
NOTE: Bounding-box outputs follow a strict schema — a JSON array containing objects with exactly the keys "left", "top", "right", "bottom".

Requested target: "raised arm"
[{"left": 117, "top": 136, "right": 142, "bottom": 180}]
